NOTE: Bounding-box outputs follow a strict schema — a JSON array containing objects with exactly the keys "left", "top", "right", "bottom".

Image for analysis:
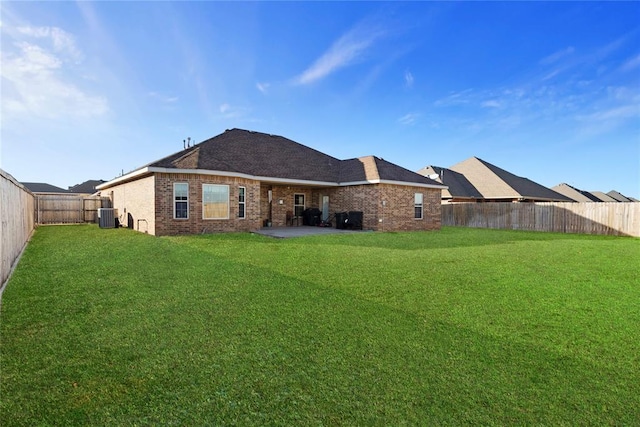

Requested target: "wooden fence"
[
  {"left": 1, "top": 169, "right": 36, "bottom": 288},
  {"left": 442, "top": 202, "right": 640, "bottom": 237},
  {"left": 36, "top": 194, "right": 111, "bottom": 224}
]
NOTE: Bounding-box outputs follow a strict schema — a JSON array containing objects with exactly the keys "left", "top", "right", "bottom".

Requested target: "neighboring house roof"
[
  {"left": 21, "top": 182, "right": 70, "bottom": 193},
  {"left": 448, "top": 157, "right": 572, "bottom": 202},
  {"left": 100, "top": 129, "right": 445, "bottom": 190},
  {"left": 551, "top": 183, "right": 601, "bottom": 202},
  {"left": 68, "top": 180, "right": 106, "bottom": 194},
  {"left": 347, "top": 156, "right": 439, "bottom": 184},
  {"left": 588, "top": 191, "right": 618, "bottom": 202},
  {"left": 606, "top": 190, "right": 633, "bottom": 202},
  {"left": 417, "top": 165, "right": 483, "bottom": 200}
]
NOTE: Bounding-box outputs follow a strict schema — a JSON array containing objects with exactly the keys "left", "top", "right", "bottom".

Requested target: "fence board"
[
  {"left": 442, "top": 202, "right": 639, "bottom": 237},
  {"left": 1, "top": 169, "right": 36, "bottom": 287},
  {"left": 36, "top": 195, "right": 111, "bottom": 224}
]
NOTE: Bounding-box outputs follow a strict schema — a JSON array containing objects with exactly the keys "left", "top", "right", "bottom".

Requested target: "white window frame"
[
  {"left": 174, "top": 183, "right": 189, "bottom": 219},
  {"left": 238, "top": 186, "right": 246, "bottom": 219},
  {"left": 202, "top": 184, "right": 230, "bottom": 220},
  {"left": 414, "top": 192, "right": 423, "bottom": 220},
  {"left": 294, "top": 193, "right": 305, "bottom": 218}
]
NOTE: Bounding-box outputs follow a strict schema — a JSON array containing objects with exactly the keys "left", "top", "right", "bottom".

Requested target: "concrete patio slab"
[{"left": 253, "top": 226, "right": 361, "bottom": 238}]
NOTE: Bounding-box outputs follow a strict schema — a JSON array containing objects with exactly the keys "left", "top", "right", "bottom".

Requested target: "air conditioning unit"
[{"left": 97, "top": 208, "right": 116, "bottom": 228}]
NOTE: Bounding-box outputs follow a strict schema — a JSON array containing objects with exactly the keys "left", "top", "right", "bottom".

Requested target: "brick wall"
[
  {"left": 325, "top": 184, "right": 441, "bottom": 231},
  {"left": 108, "top": 175, "right": 156, "bottom": 234},
  {"left": 155, "top": 173, "right": 262, "bottom": 236},
  {"left": 106, "top": 173, "right": 441, "bottom": 236},
  {"left": 268, "top": 185, "right": 313, "bottom": 227},
  {"left": 375, "top": 184, "right": 441, "bottom": 231}
]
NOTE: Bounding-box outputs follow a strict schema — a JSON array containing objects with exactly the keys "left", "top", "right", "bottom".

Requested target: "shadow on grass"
[
  {"left": 221, "top": 226, "right": 618, "bottom": 252},
  {"left": 3, "top": 239, "right": 637, "bottom": 425},
  {"left": 2, "top": 225, "right": 638, "bottom": 425}
]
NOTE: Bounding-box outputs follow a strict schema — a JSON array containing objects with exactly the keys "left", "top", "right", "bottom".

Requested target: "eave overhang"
[{"left": 96, "top": 167, "right": 448, "bottom": 191}]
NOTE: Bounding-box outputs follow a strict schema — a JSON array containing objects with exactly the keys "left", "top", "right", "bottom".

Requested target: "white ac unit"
[{"left": 98, "top": 208, "right": 116, "bottom": 228}]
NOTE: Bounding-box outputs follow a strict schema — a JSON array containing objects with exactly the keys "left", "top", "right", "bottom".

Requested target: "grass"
[{"left": 1, "top": 225, "right": 639, "bottom": 425}]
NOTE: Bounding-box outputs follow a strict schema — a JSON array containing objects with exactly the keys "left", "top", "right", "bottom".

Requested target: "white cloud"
[
  {"left": 433, "top": 89, "right": 474, "bottom": 107},
  {"left": 404, "top": 71, "right": 414, "bottom": 88},
  {"left": 398, "top": 112, "right": 420, "bottom": 125},
  {"left": 481, "top": 100, "right": 501, "bottom": 108},
  {"left": 620, "top": 54, "right": 640, "bottom": 72},
  {"left": 17, "top": 25, "right": 82, "bottom": 62},
  {"left": 574, "top": 103, "right": 640, "bottom": 138},
  {"left": 1, "top": 24, "right": 108, "bottom": 120},
  {"left": 581, "top": 104, "right": 639, "bottom": 122},
  {"left": 293, "top": 20, "right": 385, "bottom": 85},
  {"left": 148, "top": 91, "right": 178, "bottom": 103},
  {"left": 540, "top": 46, "right": 575, "bottom": 65},
  {"left": 217, "top": 103, "right": 249, "bottom": 119},
  {"left": 256, "top": 82, "right": 270, "bottom": 94}
]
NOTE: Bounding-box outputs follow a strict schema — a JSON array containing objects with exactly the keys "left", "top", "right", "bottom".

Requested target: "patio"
[{"left": 253, "top": 226, "right": 362, "bottom": 238}]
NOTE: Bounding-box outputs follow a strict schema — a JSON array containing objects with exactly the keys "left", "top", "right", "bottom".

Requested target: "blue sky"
[{"left": 1, "top": 1, "right": 639, "bottom": 198}]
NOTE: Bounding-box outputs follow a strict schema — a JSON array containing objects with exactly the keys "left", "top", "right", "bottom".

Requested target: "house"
[
  {"left": 551, "top": 183, "right": 601, "bottom": 202},
  {"left": 418, "top": 157, "right": 571, "bottom": 203},
  {"left": 589, "top": 191, "right": 621, "bottom": 202},
  {"left": 96, "top": 129, "right": 446, "bottom": 236},
  {"left": 68, "top": 180, "right": 107, "bottom": 195},
  {"left": 551, "top": 184, "right": 638, "bottom": 203},
  {"left": 20, "top": 182, "right": 70, "bottom": 195},
  {"left": 417, "top": 165, "right": 483, "bottom": 203},
  {"left": 606, "top": 190, "right": 634, "bottom": 203}
]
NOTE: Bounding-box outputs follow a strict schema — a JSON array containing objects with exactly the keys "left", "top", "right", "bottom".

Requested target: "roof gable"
[
  {"left": 21, "top": 182, "right": 69, "bottom": 193},
  {"left": 150, "top": 129, "right": 342, "bottom": 182},
  {"left": 139, "top": 129, "right": 442, "bottom": 188},
  {"left": 68, "top": 180, "right": 106, "bottom": 194},
  {"left": 606, "top": 190, "right": 632, "bottom": 202},
  {"left": 418, "top": 166, "right": 483, "bottom": 199},
  {"left": 450, "top": 157, "right": 571, "bottom": 201},
  {"left": 551, "top": 183, "right": 600, "bottom": 202},
  {"left": 589, "top": 191, "right": 617, "bottom": 202},
  {"left": 372, "top": 156, "right": 434, "bottom": 184}
]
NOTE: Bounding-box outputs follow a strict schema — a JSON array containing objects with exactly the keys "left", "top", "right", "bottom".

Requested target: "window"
[
  {"left": 203, "top": 184, "right": 229, "bottom": 219},
  {"left": 238, "top": 186, "right": 246, "bottom": 219},
  {"left": 174, "top": 183, "right": 188, "bottom": 219},
  {"left": 294, "top": 194, "right": 305, "bottom": 217},
  {"left": 414, "top": 193, "right": 423, "bottom": 219}
]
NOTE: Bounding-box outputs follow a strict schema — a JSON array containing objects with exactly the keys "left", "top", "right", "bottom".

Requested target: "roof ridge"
[
  {"left": 475, "top": 157, "right": 533, "bottom": 197},
  {"left": 230, "top": 128, "right": 343, "bottom": 163},
  {"left": 359, "top": 155, "right": 381, "bottom": 181}
]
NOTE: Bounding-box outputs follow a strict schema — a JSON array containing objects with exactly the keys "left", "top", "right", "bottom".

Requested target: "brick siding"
[
  {"left": 106, "top": 173, "right": 441, "bottom": 236},
  {"left": 321, "top": 184, "right": 441, "bottom": 231},
  {"left": 155, "top": 173, "right": 262, "bottom": 236},
  {"left": 108, "top": 175, "right": 156, "bottom": 234}
]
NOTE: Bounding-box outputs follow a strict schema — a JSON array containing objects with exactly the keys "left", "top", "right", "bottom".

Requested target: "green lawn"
[{"left": 1, "top": 225, "right": 639, "bottom": 425}]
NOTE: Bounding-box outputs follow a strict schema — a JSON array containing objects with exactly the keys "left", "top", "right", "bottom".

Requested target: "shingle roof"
[
  {"left": 606, "top": 190, "right": 633, "bottom": 202},
  {"left": 21, "top": 182, "right": 69, "bottom": 193},
  {"left": 150, "top": 129, "right": 341, "bottom": 182},
  {"left": 551, "top": 183, "right": 601, "bottom": 202},
  {"left": 589, "top": 191, "right": 618, "bottom": 202},
  {"left": 417, "top": 165, "right": 483, "bottom": 199},
  {"left": 358, "top": 156, "right": 436, "bottom": 184},
  {"left": 146, "top": 129, "right": 440, "bottom": 187},
  {"left": 449, "top": 157, "right": 572, "bottom": 202},
  {"left": 68, "top": 180, "right": 106, "bottom": 194}
]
